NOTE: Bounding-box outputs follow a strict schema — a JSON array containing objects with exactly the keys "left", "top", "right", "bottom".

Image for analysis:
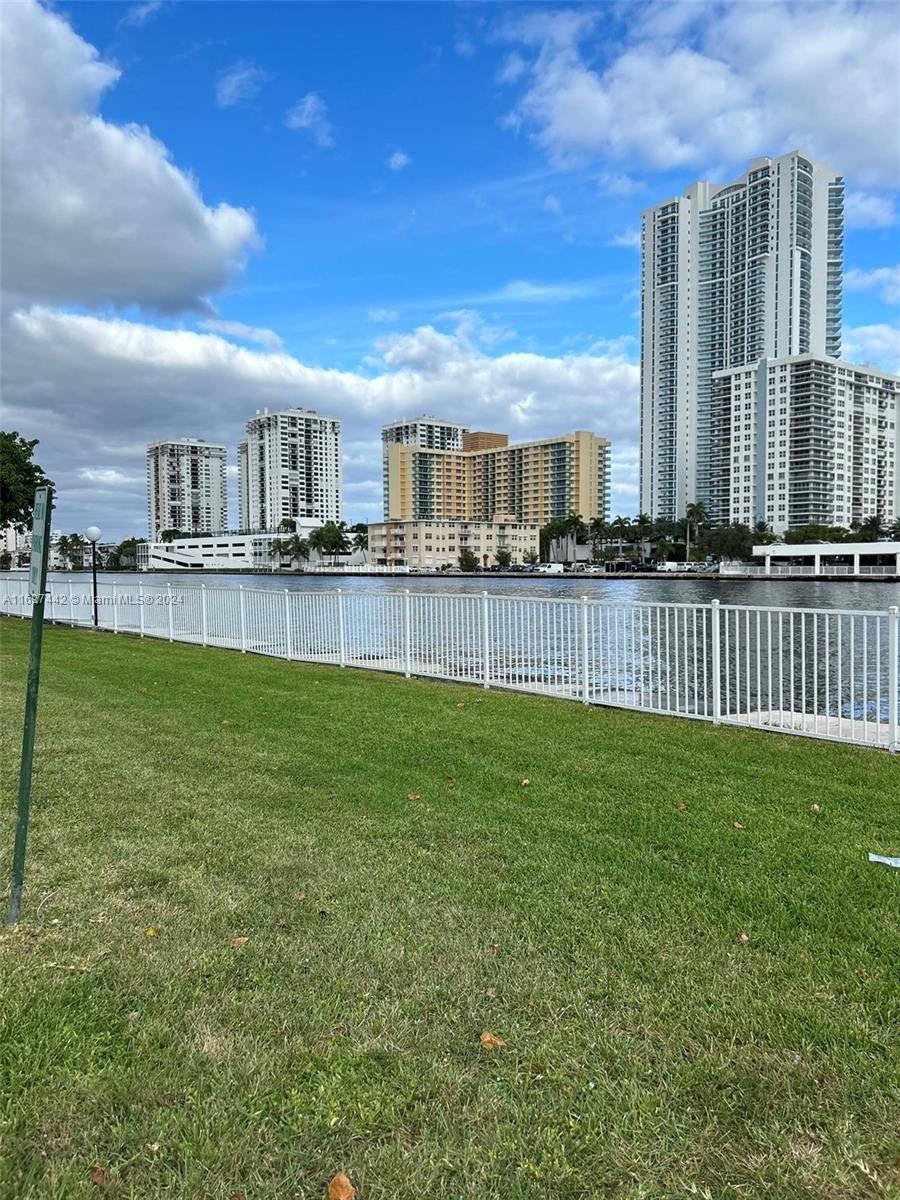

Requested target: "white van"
[{"left": 536, "top": 562, "right": 564, "bottom": 574}]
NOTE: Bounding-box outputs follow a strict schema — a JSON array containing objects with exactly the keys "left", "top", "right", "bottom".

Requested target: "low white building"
[
  {"left": 722, "top": 541, "right": 900, "bottom": 577},
  {"left": 137, "top": 526, "right": 321, "bottom": 571}
]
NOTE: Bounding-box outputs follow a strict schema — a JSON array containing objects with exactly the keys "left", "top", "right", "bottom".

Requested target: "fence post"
[
  {"left": 404, "top": 589, "right": 411, "bottom": 678},
  {"left": 711, "top": 599, "right": 721, "bottom": 725},
  {"left": 239, "top": 586, "right": 247, "bottom": 652},
  {"left": 201, "top": 583, "right": 208, "bottom": 647},
  {"left": 337, "top": 588, "right": 346, "bottom": 667},
  {"left": 68, "top": 580, "right": 75, "bottom": 628},
  {"left": 482, "top": 591, "right": 490, "bottom": 689},
  {"left": 167, "top": 582, "right": 174, "bottom": 642},
  {"left": 581, "top": 596, "right": 590, "bottom": 705},
  {"left": 284, "top": 589, "right": 293, "bottom": 660},
  {"left": 889, "top": 606, "right": 899, "bottom": 752},
  {"left": 112, "top": 582, "right": 118, "bottom": 634},
  {"left": 138, "top": 581, "right": 145, "bottom": 637}
]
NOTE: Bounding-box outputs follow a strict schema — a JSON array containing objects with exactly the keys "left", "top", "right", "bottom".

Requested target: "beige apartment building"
[
  {"left": 383, "top": 430, "right": 611, "bottom": 525},
  {"left": 368, "top": 516, "right": 540, "bottom": 569}
]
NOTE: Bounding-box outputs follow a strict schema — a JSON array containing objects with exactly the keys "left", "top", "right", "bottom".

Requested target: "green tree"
[
  {"left": 0, "top": 550, "right": 12, "bottom": 570},
  {"left": 633, "top": 512, "right": 653, "bottom": 563},
  {"left": 458, "top": 548, "right": 479, "bottom": 572},
  {"left": 279, "top": 517, "right": 296, "bottom": 533},
  {"left": 494, "top": 547, "right": 512, "bottom": 569},
  {"left": 753, "top": 520, "right": 778, "bottom": 546},
  {"left": 539, "top": 516, "right": 568, "bottom": 562},
  {"left": 269, "top": 538, "right": 287, "bottom": 567},
  {"left": 684, "top": 500, "right": 709, "bottom": 561},
  {"left": 523, "top": 550, "right": 539, "bottom": 566},
  {"left": 309, "top": 522, "right": 350, "bottom": 565},
  {"left": 700, "top": 523, "right": 754, "bottom": 561},
  {"left": 64, "top": 532, "right": 85, "bottom": 570},
  {"left": 588, "top": 517, "right": 610, "bottom": 561},
  {"left": 783, "top": 523, "right": 847, "bottom": 545},
  {"left": 352, "top": 527, "right": 369, "bottom": 554},
  {"left": 0, "top": 431, "right": 54, "bottom": 532},
  {"left": 610, "top": 514, "right": 632, "bottom": 556},
  {"left": 284, "top": 534, "right": 310, "bottom": 569},
  {"left": 857, "top": 514, "right": 886, "bottom": 542}
]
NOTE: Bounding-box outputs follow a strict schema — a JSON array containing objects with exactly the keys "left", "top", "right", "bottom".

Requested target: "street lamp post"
[{"left": 85, "top": 526, "right": 101, "bottom": 627}]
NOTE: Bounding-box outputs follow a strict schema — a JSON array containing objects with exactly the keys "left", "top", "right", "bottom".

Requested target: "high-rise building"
[
  {"left": 710, "top": 355, "right": 899, "bottom": 534},
  {"left": 640, "top": 151, "right": 844, "bottom": 522},
  {"left": 381, "top": 417, "right": 469, "bottom": 518},
  {"left": 238, "top": 408, "right": 341, "bottom": 532},
  {"left": 146, "top": 439, "right": 227, "bottom": 538},
  {"left": 383, "top": 430, "right": 611, "bottom": 526}
]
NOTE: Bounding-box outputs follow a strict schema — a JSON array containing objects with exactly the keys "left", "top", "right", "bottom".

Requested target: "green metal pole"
[{"left": 8, "top": 486, "right": 53, "bottom": 926}]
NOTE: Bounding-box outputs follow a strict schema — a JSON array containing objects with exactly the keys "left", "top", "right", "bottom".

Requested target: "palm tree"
[
  {"left": 56, "top": 534, "right": 71, "bottom": 569},
  {"left": 562, "top": 511, "right": 586, "bottom": 564},
  {"left": 610, "top": 515, "right": 632, "bottom": 557},
  {"left": 269, "top": 538, "right": 287, "bottom": 569},
  {"left": 633, "top": 512, "right": 653, "bottom": 563},
  {"left": 66, "top": 532, "right": 85, "bottom": 570},
  {"left": 588, "top": 517, "right": 610, "bottom": 562},
  {"left": 285, "top": 534, "right": 310, "bottom": 569},
  {"left": 352, "top": 528, "right": 368, "bottom": 555},
  {"left": 858, "top": 514, "right": 885, "bottom": 542},
  {"left": 684, "top": 501, "right": 709, "bottom": 562}
]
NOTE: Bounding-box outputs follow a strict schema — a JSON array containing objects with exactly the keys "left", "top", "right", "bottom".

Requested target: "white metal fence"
[{"left": 1, "top": 577, "right": 897, "bottom": 750}]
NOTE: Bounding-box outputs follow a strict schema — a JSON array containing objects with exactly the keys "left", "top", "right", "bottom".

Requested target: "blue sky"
[{"left": 2, "top": 0, "right": 898, "bottom": 537}]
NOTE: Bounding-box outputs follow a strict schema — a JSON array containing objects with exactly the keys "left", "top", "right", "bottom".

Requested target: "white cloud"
[
  {"left": 488, "top": 278, "right": 599, "bottom": 304},
  {"left": 284, "top": 93, "right": 334, "bottom": 147},
  {"left": 845, "top": 266, "right": 900, "bottom": 306},
  {"left": 78, "top": 467, "right": 145, "bottom": 486},
  {"left": 844, "top": 191, "right": 897, "bottom": 230},
  {"left": 542, "top": 193, "right": 562, "bottom": 214},
  {"left": 501, "top": 3, "right": 900, "bottom": 186},
  {"left": 843, "top": 323, "right": 900, "bottom": 372},
  {"left": 199, "top": 319, "right": 283, "bottom": 350},
  {"left": 3, "top": 307, "right": 638, "bottom": 533},
  {"left": 368, "top": 308, "right": 400, "bottom": 323},
  {"left": 386, "top": 150, "right": 411, "bottom": 172},
  {"left": 118, "top": 1, "right": 164, "bottom": 29},
  {"left": 215, "top": 61, "right": 269, "bottom": 108},
  {"left": 597, "top": 171, "right": 644, "bottom": 198},
  {"left": 607, "top": 228, "right": 641, "bottom": 249},
  {"left": 497, "top": 51, "right": 528, "bottom": 84},
  {"left": 0, "top": 0, "right": 260, "bottom": 314}
]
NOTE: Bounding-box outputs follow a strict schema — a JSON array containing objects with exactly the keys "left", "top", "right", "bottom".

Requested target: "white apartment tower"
[
  {"left": 146, "top": 439, "right": 227, "bottom": 538},
  {"left": 640, "top": 151, "right": 844, "bottom": 522},
  {"left": 238, "top": 408, "right": 342, "bottom": 532},
  {"left": 710, "top": 356, "right": 899, "bottom": 534},
  {"left": 381, "top": 416, "right": 469, "bottom": 518}
]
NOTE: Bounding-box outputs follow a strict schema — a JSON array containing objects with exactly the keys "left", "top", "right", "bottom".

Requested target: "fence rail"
[{"left": 1, "top": 577, "right": 897, "bottom": 750}]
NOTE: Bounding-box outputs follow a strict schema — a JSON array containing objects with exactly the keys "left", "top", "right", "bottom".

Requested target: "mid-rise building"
[
  {"left": 640, "top": 150, "right": 844, "bottom": 521},
  {"left": 709, "top": 355, "right": 899, "bottom": 533},
  {"left": 238, "top": 408, "right": 341, "bottom": 532},
  {"left": 381, "top": 417, "right": 469, "bottom": 518},
  {"left": 146, "top": 439, "right": 227, "bottom": 539},
  {"left": 383, "top": 430, "right": 610, "bottom": 526},
  {"left": 368, "top": 516, "right": 540, "bottom": 569}
]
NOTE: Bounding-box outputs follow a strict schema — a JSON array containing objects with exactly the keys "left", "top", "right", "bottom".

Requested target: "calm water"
[{"left": 40, "top": 571, "right": 900, "bottom": 612}]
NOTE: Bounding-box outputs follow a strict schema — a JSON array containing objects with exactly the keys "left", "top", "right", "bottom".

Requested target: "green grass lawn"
[{"left": 1, "top": 617, "right": 898, "bottom": 1200}]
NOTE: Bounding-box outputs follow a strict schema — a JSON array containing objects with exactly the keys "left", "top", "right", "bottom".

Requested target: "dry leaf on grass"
[
  {"left": 733, "top": 821, "right": 745, "bottom": 830},
  {"left": 810, "top": 804, "right": 822, "bottom": 814},
  {"left": 407, "top": 792, "right": 421, "bottom": 801},
  {"left": 445, "top": 776, "right": 455, "bottom": 786},
  {"left": 737, "top": 932, "right": 750, "bottom": 944},
  {"left": 480, "top": 1030, "right": 506, "bottom": 1049},
  {"left": 328, "top": 1172, "right": 355, "bottom": 1199},
  {"left": 229, "top": 936, "right": 249, "bottom": 948},
  {"left": 488, "top": 943, "right": 499, "bottom": 956},
  {"left": 88, "top": 1167, "right": 108, "bottom": 1186},
  {"left": 222, "top": 719, "right": 231, "bottom": 725},
  {"left": 294, "top": 892, "right": 307, "bottom": 903},
  {"left": 521, "top": 778, "right": 530, "bottom": 787},
  {"left": 145, "top": 927, "right": 157, "bottom": 938},
  {"left": 455, "top": 702, "right": 465, "bottom": 708},
  {"left": 675, "top": 802, "right": 687, "bottom": 811}
]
